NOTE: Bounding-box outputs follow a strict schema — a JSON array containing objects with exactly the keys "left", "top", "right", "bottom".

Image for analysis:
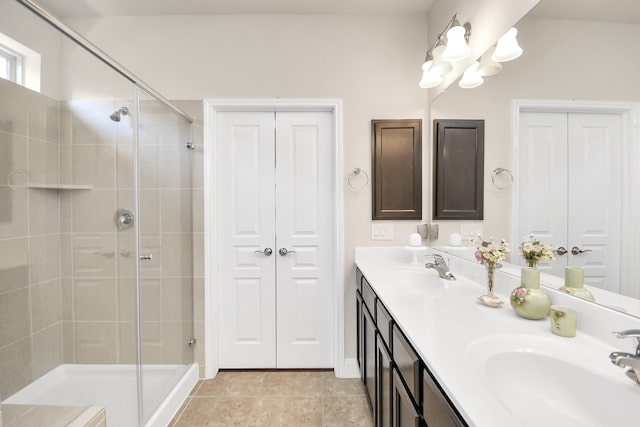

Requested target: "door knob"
[
  {"left": 555, "top": 247, "right": 568, "bottom": 256},
  {"left": 254, "top": 248, "right": 273, "bottom": 256},
  {"left": 279, "top": 248, "right": 296, "bottom": 256},
  {"left": 571, "top": 246, "right": 592, "bottom": 255}
]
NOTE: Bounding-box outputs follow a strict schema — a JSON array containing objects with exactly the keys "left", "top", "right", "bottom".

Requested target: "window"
[
  {"left": 0, "top": 32, "right": 40, "bottom": 92},
  {"left": 0, "top": 44, "right": 23, "bottom": 84}
]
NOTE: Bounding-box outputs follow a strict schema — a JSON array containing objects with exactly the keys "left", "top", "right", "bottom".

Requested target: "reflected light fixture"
[
  {"left": 477, "top": 46, "right": 502, "bottom": 76},
  {"left": 459, "top": 61, "right": 483, "bottom": 89},
  {"left": 417, "top": 14, "right": 472, "bottom": 89},
  {"left": 492, "top": 27, "right": 523, "bottom": 62}
]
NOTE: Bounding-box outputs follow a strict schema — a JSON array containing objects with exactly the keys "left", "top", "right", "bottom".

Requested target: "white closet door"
[
  {"left": 517, "top": 112, "right": 568, "bottom": 276},
  {"left": 275, "top": 111, "right": 334, "bottom": 368},
  {"left": 218, "top": 111, "right": 277, "bottom": 368},
  {"left": 568, "top": 113, "right": 621, "bottom": 292}
]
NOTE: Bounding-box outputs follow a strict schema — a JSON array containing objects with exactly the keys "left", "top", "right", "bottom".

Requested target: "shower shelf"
[{"left": 27, "top": 183, "right": 94, "bottom": 190}]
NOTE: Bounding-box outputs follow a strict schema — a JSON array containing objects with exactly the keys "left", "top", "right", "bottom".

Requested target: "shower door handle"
[{"left": 140, "top": 254, "right": 153, "bottom": 261}]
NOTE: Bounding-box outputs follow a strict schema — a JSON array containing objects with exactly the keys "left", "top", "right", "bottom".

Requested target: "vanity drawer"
[
  {"left": 422, "top": 367, "right": 467, "bottom": 427},
  {"left": 376, "top": 299, "right": 393, "bottom": 347},
  {"left": 392, "top": 324, "right": 421, "bottom": 406},
  {"left": 362, "top": 277, "right": 377, "bottom": 315}
]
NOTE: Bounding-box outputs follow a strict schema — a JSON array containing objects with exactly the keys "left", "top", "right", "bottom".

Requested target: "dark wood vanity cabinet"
[{"left": 356, "top": 268, "right": 467, "bottom": 427}]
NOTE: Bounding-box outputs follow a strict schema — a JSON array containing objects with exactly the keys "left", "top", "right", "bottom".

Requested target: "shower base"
[{"left": 3, "top": 363, "right": 198, "bottom": 427}]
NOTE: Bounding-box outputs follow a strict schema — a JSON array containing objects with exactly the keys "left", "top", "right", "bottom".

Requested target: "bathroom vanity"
[{"left": 355, "top": 247, "right": 640, "bottom": 427}]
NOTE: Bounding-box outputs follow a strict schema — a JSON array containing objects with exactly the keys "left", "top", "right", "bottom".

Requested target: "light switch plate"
[{"left": 371, "top": 223, "right": 394, "bottom": 240}]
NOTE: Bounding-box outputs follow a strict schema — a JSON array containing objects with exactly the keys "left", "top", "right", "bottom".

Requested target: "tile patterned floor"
[{"left": 169, "top": 370, "right": 374, "bottom": 427}]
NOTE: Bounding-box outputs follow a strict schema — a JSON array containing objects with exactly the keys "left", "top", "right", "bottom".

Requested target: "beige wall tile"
[
  {"left": 160, "top": 145, "right": 191, "bottom": 189},
  {"left": 0, "top": 237, "right": 29, "bottom": 293},
  {"left": 161, "top": 189, "right": 192, "bottom": 233},
  {"left": 62, "top": 321, "right": 74, "bottom": 363},
  {"left": 116, "top": 276, "right": 137, "bottom": 322},
  {"left": 59, "top": 233, "right": 73, "bottom": 277},
  {"left": 29, "top": 234, "right": 60, "bottom": 284},
  {"left": 0, "top": 288, "right": 31, "bottom": 348},
  {"left": 191, "top": 189, "right": 203, "bottom": 233},
  {"left": 32, "top": 323, "right": 63, "bottom": 379},
  {"left": 140, "top": 235, "right": 162, "bottom": 278},
  {"left": 71, "top": 189, "right": 116, "bottom": 233},
  {"left": 74, "top": 322, "right": 117, "bottom": 364},
  {"left": 0, "top": 337, "right": 33, "bottom": 400},
  {"left": 72, "top": 234, "right": 116, "bottom": 277},
  {"left": 27, "top": 138, "right": 46, "bottom": 184},
  {"left": 140, "top": 321, "right": 162, "bottom": 364},
  {"left": 139, "top": 145, "right": 160, "bottom": 189},
  {"left": 116, "top": 144, "right": 133, "bottom": 189},
  {"left": 161, "top": 232, "right": 193, "bottom": 278},
  {"left": 0, "top": 187, "right": 28, "bottom": 240},
  {"left": 61, "top": 278, "right": 73, "bottom": 320},
  {"left": 44, "top": 142, "right": 59, "bottom": 185},
  {"left": 161, "top": 322, "right": 194, "bottom": 364},
  {"left": 73, "top": 278, "right": 117, "bottom": 321},
  {"left": 162, "top": 278, "right": 193, "bottom": 322},
  {"left": 192, "top": 232, "right": 203, "bottom": 278},
  {"left": 58, "top": 192, "right": 73, "bottom": 233},
  {"left": 72, "top": 144, "right": 116, "bottom": 188},
  {"left": 31, "top": 278, "right": 61, "bottom": 332},
  {"left": 193, "top": 278, "right": 204, "bottom": 322},
  {"left": 140, "top": 189, "right": 160, "bottom": 234},
  {"left": 116, "top": 230, "right": 135, "bottom": 277},
  {"left": 140, "top": 278, "right": 161, "bottom": 321},
  {"left": 117, "top": 321, "right": 136, "bottom": 364},
  {"left": 28, "top": 188, "right": 59, "bottom": 237}
]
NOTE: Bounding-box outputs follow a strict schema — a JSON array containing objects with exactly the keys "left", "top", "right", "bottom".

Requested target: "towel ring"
[
  {"left": 492, "top": 167, "right": 513, "bottom": 190},
  {"left": 348, "top": 167, "right": 369, "bottom": 191}
]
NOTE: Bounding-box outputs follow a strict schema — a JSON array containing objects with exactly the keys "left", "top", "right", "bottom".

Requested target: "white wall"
[
  {"left": 431, "top": 18, "right": 640, "bottom": 247},
  {"left": 62, "top": 14, "right": 430, "bottom": 368}
]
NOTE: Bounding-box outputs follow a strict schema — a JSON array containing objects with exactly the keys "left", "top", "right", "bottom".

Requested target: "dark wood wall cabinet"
[
  {"left": 371, "top": 119, "right": 422, "bottom": 220},
  {"left": 432, "top": 119, "right": 484, "bottom": 220},
  {"left": 356, "top": 269, "right": 467, "bottom": 427}
]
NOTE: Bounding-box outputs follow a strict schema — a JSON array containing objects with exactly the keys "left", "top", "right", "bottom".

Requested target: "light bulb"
[
  {"left": 492, "top": 27, "right": 523, "bottom": 62},
  {"left": 441, "top": 25, "right": 471, "bottom": 62},
  {"left": 459, "top": 61, "right": 483, "bottom": 89}
]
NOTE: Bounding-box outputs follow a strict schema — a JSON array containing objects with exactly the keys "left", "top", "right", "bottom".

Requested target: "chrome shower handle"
[
  {"left": 140, "top": 254, "right": 153, "bottom": 261},
  {"left": 254, "top": 248, "right": 273, "bottom": 256}
]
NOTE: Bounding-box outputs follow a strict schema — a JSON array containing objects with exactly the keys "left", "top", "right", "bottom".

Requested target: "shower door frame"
[{"left": 203, "top": 98, "right": 348, "bottom": 378}]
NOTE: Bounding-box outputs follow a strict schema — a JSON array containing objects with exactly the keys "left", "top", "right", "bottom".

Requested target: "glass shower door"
[{"left": 135, "top": 88, "right": 194, "bottom": 424}]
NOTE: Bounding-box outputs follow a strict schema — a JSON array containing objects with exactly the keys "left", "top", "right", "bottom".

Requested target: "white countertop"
[{"left": 355, "top": 246, "right": 640, "bottom": 427}]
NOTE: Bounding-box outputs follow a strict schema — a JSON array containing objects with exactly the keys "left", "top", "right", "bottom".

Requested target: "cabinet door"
[
  {"left": 422, "top": 368, "right": 467, "bottom": 427},
  {"left": 376, "top": 334, "right": 392, "bottom": 427},
  {"left": 392, "top": 368, "right": 422, "bottom": 427},
  {"left": 364, "top": 304, "right": 377, "bottom": 417},
  {"left": 357, "top": 290, "right": 364, "bottom": 383}
]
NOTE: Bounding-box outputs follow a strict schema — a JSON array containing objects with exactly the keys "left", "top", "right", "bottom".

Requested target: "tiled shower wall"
[
  {"left": 0, "top": 79, "right": 195, "bottom": 400},
  {"left": 0, "top": 78, "right": 63, "bottom": 400}
]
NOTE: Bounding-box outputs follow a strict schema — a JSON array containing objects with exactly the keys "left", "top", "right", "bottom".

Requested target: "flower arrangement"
[
  {"left": 519, "top": 234, "right": 555, "bottom": 267},
  {"left": 471, "top": 235, "right": 510, "bottom": 265}
]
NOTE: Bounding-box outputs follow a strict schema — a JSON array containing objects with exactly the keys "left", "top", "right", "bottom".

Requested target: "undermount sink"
[{"left": 465, "top": 335, "right": 640, "bottom": 427}]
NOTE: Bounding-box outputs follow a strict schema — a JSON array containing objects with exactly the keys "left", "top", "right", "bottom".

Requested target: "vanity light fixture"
[
  {"left": 458, "top": 61, "right": 484, "bottom": 89},
  {"left": 418, "top": 14, "right": 471, "bottom": 89},
  {"left": 491, "top": 27, "right": 523, "bottom": 62},
  {"left": 477, "top": 46, "right": 503, "bottom": 76}
]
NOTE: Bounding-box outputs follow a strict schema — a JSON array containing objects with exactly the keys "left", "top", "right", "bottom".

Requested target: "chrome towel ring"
[
  {"left": 348, "top": 167, "right": 369, "bottom": 191},
  {"left": 492, "top": 167, "right": 513, "bottom": 190}
]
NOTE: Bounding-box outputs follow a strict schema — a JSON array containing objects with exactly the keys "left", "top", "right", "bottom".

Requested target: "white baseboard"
[{"left": 336, "top": 358, "right": 360, "bottom": 378}]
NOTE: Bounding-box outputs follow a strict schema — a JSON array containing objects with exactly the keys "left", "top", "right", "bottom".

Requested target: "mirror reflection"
[{"left": 431, "top": 0, "right": 640, "bottom": 317}]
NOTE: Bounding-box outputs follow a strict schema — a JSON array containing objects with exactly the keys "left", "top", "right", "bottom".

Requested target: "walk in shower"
[{"left": 0, "top": 1, "right": 197, "bottom": 426}]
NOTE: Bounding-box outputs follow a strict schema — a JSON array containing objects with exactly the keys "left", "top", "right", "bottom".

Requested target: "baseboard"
[{"left": 336, "top": 358, "right": 360, "bottom": 378}]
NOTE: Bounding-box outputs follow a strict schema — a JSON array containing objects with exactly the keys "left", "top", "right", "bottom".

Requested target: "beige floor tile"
[
  {"left": 168, "top": 397, "right": 191, "bottom": 427},
  {"left": 259, "top": 371, "right": 324, "bottom": 397},
  {"left": 195, "top": 371, "right": 266, "bottom": 397},
  {"left": 322, "top": 372, "right": 366, "bottom": 397},
  {"left": 250, "top": 396, "right": 323, "bottom": 426},
  {"left": 172, "top": 396, "right": 257, "bottom": 427},
  {"left": 323, "top": 396, "right": 374, "bottom": 427}
]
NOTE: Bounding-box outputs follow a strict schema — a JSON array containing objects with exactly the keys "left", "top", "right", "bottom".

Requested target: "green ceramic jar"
[
  {"left": 559, "top": 267, "right": 595, "bottom": 302},
  {"left": 510, "top": 268, "right": 551, "bottom": 320}
]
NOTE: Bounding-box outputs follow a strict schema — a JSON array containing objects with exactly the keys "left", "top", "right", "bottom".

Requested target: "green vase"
[
  {"left": 510, "top": 268, "right": 551, "bottom": 320},
  {"left": 559, "top": 267, "right": 595, "bottom": 302}
]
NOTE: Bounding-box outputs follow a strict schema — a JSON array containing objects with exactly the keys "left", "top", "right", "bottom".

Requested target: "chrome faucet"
[
  {"left": 610, "top": 329, "right": 640, "bottom": 384},
  {"left": 425, "top": 254, "right": 456, "bottom": 281}
]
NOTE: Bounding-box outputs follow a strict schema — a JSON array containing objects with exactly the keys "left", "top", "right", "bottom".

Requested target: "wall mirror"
[{"left": 431, "top": 0, "right": 640, "bottom": 319}]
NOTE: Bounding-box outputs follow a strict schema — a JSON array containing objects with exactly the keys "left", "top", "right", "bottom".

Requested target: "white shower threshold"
[{"left": 3, "top": 363, "right": 198, "bottom": 427}]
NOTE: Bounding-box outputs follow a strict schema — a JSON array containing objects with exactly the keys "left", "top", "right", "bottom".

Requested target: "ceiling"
[
  {"left": 528, "top": 0, "right": 640, "bottom": 24},
  {"left": 34, "top": 0, "right": 436, "bottom": 17}
]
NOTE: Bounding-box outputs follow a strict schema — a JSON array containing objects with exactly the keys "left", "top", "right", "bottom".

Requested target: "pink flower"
[{"left": 475, "top": 250, "right": 484, "bottom": 262}]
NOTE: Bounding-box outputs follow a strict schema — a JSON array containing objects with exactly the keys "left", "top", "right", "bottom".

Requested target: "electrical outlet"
[{"left": 371, "top": 223, "right": 394, "bottom": 240}]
